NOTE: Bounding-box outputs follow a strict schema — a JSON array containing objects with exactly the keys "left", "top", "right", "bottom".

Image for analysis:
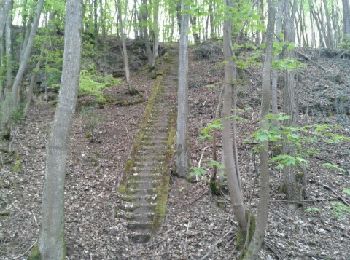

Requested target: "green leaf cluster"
[{"left": 79, "top": 70, "right": 120, "bottom": 102}]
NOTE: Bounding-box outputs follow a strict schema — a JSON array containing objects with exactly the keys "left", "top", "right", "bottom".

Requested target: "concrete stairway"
[{"left": 116, "top": 51, "right": 177, "bottom": 243}]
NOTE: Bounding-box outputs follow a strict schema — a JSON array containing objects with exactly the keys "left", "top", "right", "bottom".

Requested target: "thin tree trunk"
[
  {"left": 116, "top": 0, "right": 131, "bottom": 86},
  {"left": 283, "top": 0, "right": 301, "bottom": 204},
  {"left": 176, "top": 0, "right": 189, "bottom": 178},
  {"left": 141, "top": 0, "right": 153, "bottom": 66},
  {"left": 343, "top": 0, "right": 350, "bottom": 40},
  {"left": 5, "top": 1, "right": 12, "bottom": 90},
  {"left": 37, "top": 0, "right": 83, "bottom": 258},
  {"left": 153, "top": 0, "right": 159, "bottom": 62},
  {"left": 0, "top": 0, "right": 11, "bottom": 39},
  {"left": 244, "top": 0, "right": 275, "bottom": 258},
  {"left": 11, "top": 0, "right": 44, "bottom": 106},
  {"left": 222, "top": 0, "right": 247, "bottom": 235}
]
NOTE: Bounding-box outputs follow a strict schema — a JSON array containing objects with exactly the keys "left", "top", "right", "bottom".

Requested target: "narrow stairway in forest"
[{"left": 116, "top": 50, "right": 178, "bottom": 243}]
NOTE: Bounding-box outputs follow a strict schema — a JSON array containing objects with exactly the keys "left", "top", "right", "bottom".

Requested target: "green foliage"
[
  {"left": 305, "top": 207, "right": 320, "bottom": 213},
  {"left": 10, "top": 105, "right": 25, "bottom": 124},
  {"left": 343, "top": 188, "right": 350, "bottom": 196},
  {"left": 251, "top": 114, "right": 349, "bottom": 172},
  {"left": 79, "top": 70, "right": 119, "bottom": 103},
  {"left": 208, "top": 159, "right": 224, "bottom": 170},
  {"left": 322, "top": 163, "right": 346, "bottom": 173},
  {"left": 271, "top": 154, "right": 307, "bottom": 170},
  {"left": 331, "top": 202, "right": 350, "bottom": 218},
  {"left": 200, "top": 119, "right": 223, "bottom": 140},
  {"left": 189, "top": 167, "right": 207, "bottom": 178},
  {"left": 272, "top": 58, "right": 306, "bottom": 70}
]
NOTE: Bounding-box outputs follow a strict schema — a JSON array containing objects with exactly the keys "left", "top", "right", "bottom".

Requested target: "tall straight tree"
[
  {"left": 11, "top": 0, "right": 44, "bottom": 106},
  {"left": 116, "top": 0, "right": 131, "bottom": 87},
  {"left": 176, "top": 0, "right": 189, "bottom": 178},
  {"left": 37, "top": 0, "right": 83, "bottom": 258},
  {"left": 0, "top": 0, "right": 12, "bottom": 39},
  {"left": 222, "top": 0, "right": 247, "bottom": 235},
  {"left": 343, "top": 0, "right": 350, "bottom": 40},
  {"left": 244, "top": 0, "right": 275, "bottom": 258},
  {"left": 282, "top": 0, "right": 301, "bottom": 203}
]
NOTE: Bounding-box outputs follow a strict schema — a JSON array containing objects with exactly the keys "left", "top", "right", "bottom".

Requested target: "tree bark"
[
  {"left": 343, "top": 0, "right": 350, "bottom": 40},
  {"left": 11, "top": 0, "right": 44, "bottom": 106},
  {"left": 222, "top": 0, "right": 247, "bottom": 234},
  {"left": 244, "top": 0, "right": 275, "bottom": 258},
  {"left": 0, "top": 0, "right": 11, "bottom": 39},
  {"left": 141, "top": 0, "right": 153, "bottom": 66},
  {"left": 5, "top": 0, "right": 12, "bottom": 90},
  {"left": 176, "top": 0, "right": 189, "bottom": 178},
  {"left": 38, "top": 0, "right": 83, "bottom": 258},
  {"left": 116, "top": 0, "right": 131, "bottom": 85}
]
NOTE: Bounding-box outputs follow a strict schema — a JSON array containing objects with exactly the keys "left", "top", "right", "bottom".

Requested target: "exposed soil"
[{"left": 1, "top": 44, "right": 350, "bottom": 260}]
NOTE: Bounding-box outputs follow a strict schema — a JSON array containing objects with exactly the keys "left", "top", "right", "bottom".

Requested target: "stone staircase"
[{"left": 116, "top": 50, "right": 178, "bottom": 243}]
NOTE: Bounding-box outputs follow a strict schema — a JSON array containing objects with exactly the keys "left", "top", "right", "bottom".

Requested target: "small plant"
[
  {"left": 80, "top": 107, "right": 102, "bottom": 142},
  {"left": 305, "top": 207, "right": 320, "bottom": 213},
  {"left": 331, "top": 202, "right": 350, "bottom": 218},
  {"left": 343, "top": 188, "right": 350, "bottom": 196},
  {"left": 12, "top": 155, "right": 22, "bottom": 173},
  {"left": 79, "top": 70, "right": 119, "bottom": 103},
  {"left": 322, "top": 163, "right": 346, "bottom": 174}
]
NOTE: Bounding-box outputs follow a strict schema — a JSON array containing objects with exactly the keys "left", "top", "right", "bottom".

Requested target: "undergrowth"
[{"left": 79, "top": 70, "right": 120, "bottom": 102}]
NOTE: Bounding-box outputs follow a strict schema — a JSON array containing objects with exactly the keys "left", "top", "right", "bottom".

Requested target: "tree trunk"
[
  {"left": 343, "top": 0, "right": 350, "bottom": 40},
  {"left": 176, "top": 0, "right": 189, "bottom": 178},
  {"left": 283, "top": 0, "right": 302, "bottom": 204},
  {"left": 153, "top": 0, "right": 159, "bottom": 63},
  {"left": 116, "top": 0, "right": 131, "bottom": 86},
  {"left": 0, "top": 0, "right": 11, "bottom": 39},
  {"left": 5, "top": 1, "right": 12, "bottom": 90},
  {"left": 11, "top": 0, "right": 44, "bottom": 106},
  {"left": 222, "top": 0, "right": 247, "bottom": 234},
  {"left": 244, "top": 0, "right": 275, "bottom": 258},
  {"left": 141, "top": 0, "right": 153, "bottom": 67},
  {"left": 38, "top": 0, "right": 83, "bottom": 259}
]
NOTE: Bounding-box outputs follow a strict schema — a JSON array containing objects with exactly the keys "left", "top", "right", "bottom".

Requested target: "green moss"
[
  {"left": 210, "top": 180, "right": 221, "bottom": 195},
  {"left": 278, "top": 183, "right": 288, "bottom": 194},
  {"left": 28, "top": 245, "right": 41, "bottom": 260},
  {"left": 295, "top": 171, "right": 304, "bottom": 183},
  {"left": 12, "top": 154, "right": 22, "bottom": 173}
]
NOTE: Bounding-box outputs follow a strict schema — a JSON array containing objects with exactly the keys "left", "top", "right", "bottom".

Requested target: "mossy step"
[
  {"left": 127, "top": 221, "right": 154, "bottom": 231},
  {"left": 133, "top": 157, "right": 166, "bottom": 164},
  {"left": 131, "top": 172, "right": 162, "bottom": 178},
  {"left": 127, "top": 187, "right": 157, "bottom": 194},
  {"left": 119, "top": 193, "right": 158, "bottom": 202},
  {"left": 116, "top": 211, "right": 156, "bottom": 220},
  {"left": 129, "top": 232, "right": 152, "bottom": 243},
  {"left": 137, "top": 145, "right": 167, "bottom": 151},
  {"left": 135, "top": 151, "right": 167, "bottom": 158},
  {"left": 132, "top": 165, "right": 162, "bottom": 174},
  {"left": 128, "top": 179, "right": 160, "bottom": 186},
  {"left": 133, "top": 161, "right": 165, "bottom": 167},
  {"left": 139, "top": 139, "right": 168, "bottom": 145},
  {"left": 119, "top": 201, "right": 157, "bottom": 211}
]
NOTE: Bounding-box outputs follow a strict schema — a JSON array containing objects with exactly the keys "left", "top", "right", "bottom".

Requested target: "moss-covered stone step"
[
  {"left": 127, "top": 179, "right": 160, "bottom": 186},
  {"left": 129, "top": 232, "right": 152, "bottom": 243},
  {"left": 120, "top": 193, "right": 158, "bottom": 202},
  {"left": 127, "top": 187, "right": 158, "bottom": 194},
  {"left": 118, "top": 201, "right": 157, "bottom": 211},
  {"left": 116, "top": 211, "right": 156, "bottom": 220},
  {"left": 127, "top": 221, "right": 154, "bottom": 231},
  {"left": 130, "top": 172, "right": 162, "bottom": 178}
]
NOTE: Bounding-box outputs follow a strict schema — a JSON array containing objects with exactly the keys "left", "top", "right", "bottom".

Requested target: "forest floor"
[{"left": 1, "top": 43, "right": 350, "bottom": 260}]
